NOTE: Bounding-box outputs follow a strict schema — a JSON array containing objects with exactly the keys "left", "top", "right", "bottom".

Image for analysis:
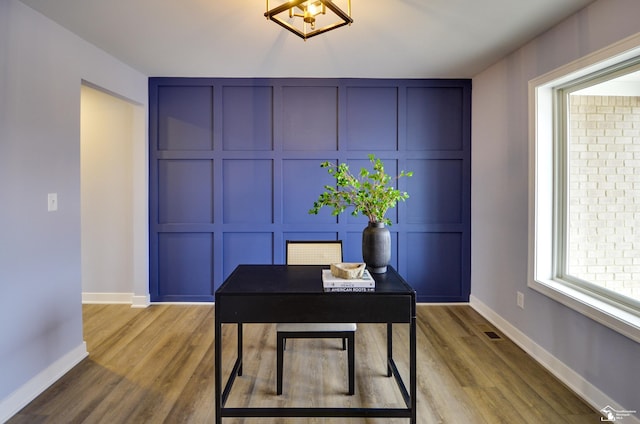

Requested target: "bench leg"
[
  {"left": 277, "top": 332, "right": 284, "bottom": 395},
  {"left": 348, "top": 332, "right": 355, "bottom": 395},
  {"left": 276, "top": 331, "right": 355, "bottom": 396}
]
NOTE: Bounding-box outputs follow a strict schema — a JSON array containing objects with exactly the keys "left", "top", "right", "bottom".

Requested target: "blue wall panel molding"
[{"left": 149, "top": 78, "right": 471, "bottom": 302}]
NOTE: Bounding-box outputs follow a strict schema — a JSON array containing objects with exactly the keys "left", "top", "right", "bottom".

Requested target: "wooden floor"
[{"left": 8, "top": 304, "right": 602, "bottom": 423}]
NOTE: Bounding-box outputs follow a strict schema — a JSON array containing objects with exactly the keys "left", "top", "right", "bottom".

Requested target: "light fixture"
[{"left": 265, "top": 0, "right": 353, "bottom": 41}]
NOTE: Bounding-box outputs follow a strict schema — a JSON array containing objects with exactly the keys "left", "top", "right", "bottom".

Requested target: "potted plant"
[{"left": 308, "top": 154, "right": 413, "bottom": 273}]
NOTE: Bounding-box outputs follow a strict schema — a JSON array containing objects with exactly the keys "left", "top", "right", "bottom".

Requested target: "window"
[
  {"left": 564, "top": 77, "right": 640, "bottom": 306},
  {"left": 529, "top": 34, "right": 640, "bottom": 343}
]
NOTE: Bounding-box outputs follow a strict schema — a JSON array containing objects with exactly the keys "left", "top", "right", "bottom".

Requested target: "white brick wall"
[{"left": 569, "top": 95, "right": 640, "bottom": 301}]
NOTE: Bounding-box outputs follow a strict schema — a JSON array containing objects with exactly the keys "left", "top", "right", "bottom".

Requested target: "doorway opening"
[{"left": 80, "top": 82, "right": 148, "bottom": 306}]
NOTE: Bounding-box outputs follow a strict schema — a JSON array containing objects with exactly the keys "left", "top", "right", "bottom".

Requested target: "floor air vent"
[{"left": 484, "top": 331, "right": 502, "bottom": 340}]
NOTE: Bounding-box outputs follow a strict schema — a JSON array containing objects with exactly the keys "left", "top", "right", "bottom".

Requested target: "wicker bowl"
[{"left": 330, "top": 263, "right": 365, "bottom": 279}]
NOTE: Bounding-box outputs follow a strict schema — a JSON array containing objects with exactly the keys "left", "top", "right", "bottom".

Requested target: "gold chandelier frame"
[{"left": 265, "top": 0, "right": 353, "bottom": 41}]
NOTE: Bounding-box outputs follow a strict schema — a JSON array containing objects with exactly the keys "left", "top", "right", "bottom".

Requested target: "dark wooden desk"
[{"left": 214, "top": 265, "right": 416, "bottom": 423}]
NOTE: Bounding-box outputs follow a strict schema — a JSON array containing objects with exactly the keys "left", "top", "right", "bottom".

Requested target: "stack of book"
[{"left": 322, "top": 269, "right": 375, "bottom": 292}]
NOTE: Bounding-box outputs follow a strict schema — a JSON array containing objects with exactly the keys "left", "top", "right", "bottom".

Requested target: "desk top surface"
[{"left": 216, "top": 265, "right": 414, "bottom": 296}]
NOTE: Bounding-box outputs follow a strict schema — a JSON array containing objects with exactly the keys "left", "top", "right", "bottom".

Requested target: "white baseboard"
[
  {"left": 82, "top": 292, "right": 133, "bottom": 304},
  {"left": 82, "top": 292, "right": 150, "bottom": 308},
  {"left": 0, "top": 342, "right": 88, "bottom": 423},
  {"left": 469, "top": 295, "right": 638, "bottom": 424},
  {"left": 131, "top": 294, "right": 150, "bottom": 308}
]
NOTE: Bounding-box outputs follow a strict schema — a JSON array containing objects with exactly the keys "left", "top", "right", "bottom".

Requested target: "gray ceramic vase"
[{"left": 362, "top": 221, "right": 391, "bottom": 273}]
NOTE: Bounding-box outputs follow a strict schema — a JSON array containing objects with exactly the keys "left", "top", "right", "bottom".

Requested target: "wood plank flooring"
[{"left": 8, "top": 304, "right": 602, "bottom": 423}]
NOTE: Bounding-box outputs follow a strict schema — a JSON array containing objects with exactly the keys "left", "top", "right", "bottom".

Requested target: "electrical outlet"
[
  {"left": 517, "top": 291, "right": 524, "bottom": 309},
  {"left": 47, "top": 193, "right": 58, "bottom": 212}
]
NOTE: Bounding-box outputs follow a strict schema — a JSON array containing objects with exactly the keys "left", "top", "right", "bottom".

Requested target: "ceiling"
[{"left": 20, "top": 0, "right": 595, "bottom": 78}]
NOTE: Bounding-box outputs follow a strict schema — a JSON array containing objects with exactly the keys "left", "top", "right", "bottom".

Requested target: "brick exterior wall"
[{"left": 569, "top": 95, "right": 640, "bottom": 301}]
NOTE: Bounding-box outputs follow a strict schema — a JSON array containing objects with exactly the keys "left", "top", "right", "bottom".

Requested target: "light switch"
[{"left": 47, "top": 193, "right": 58, "bottom": 212}]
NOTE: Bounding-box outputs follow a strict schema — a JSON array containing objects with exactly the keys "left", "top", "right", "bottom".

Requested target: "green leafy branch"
[{"left": 308, "top": 154, "right": 413, "bottom": 226}]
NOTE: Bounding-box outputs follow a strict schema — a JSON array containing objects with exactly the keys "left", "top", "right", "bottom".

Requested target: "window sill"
[{"left": 529, "top": 278, "right": 640, "bottom": 343}]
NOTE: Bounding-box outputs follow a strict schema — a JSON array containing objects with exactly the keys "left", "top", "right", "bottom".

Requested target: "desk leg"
[
  {"left": 215, "top": 313, "right": 222, "bottom": 424},
  {"left": 237, "top": 323, "right": 243, "bottom": 376},
  {"left": 410, "top": 316, "right": 416, "bottom": 424},
  {"left": 348, "top": 332, "right": 355, "bottom": 395},
  {"left": 386, "top": 323, "right": 393, "bottom": 377}
]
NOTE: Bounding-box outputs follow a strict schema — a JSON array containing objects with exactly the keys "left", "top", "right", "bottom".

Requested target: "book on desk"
[
  {"left": 324, "top": 286, "right": 375, "bottom": 292},
  {"left": 321, "top": 269, "right": 375, "bottom": 290}
]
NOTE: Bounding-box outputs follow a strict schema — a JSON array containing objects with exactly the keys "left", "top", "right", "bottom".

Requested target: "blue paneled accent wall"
[{"left": 149, "top": 78, "right": 471, "bottom": 302}]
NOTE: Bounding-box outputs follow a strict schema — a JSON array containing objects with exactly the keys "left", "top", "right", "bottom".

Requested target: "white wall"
[
  {"left": 81, "top": 84, "right": 135, "bottom": 297},
  {"left": 472, "top": 0, "right": 640, "bottom": 416},
  {"left": 0, "top": 0, "right": 147, "bottom": 420}
]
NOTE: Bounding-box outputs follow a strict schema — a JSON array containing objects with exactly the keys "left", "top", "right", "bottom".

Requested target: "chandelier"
[{"left": 265, "top": 0, "right": 353, "bottom": 41}]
